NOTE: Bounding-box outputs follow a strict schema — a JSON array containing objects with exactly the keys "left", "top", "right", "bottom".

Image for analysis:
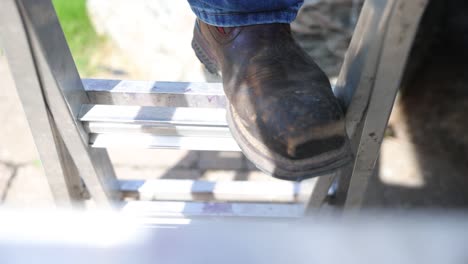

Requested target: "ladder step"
[
  {"left": 122, "top": 201, "right": 305, "bottom": 218},
  {"left": 79, "top": 105, "right": 239, "bottom": 150},
  {"left": 83, "top": 79, "right": 226, "bottom": 108},
  {"left": 85, "top": 122, "right": 231, "bottom": 137},
  {"left": 120, "top": 179, "right": 311, "bottom": 203},
  {"left": 90, "top": 134, "right": 240, "bottom": 151},
  {"left": 79, "top": 104, "right": 228, "bottom": 126}
]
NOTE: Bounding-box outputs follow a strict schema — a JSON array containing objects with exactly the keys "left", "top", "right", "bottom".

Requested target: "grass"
[{"left": 52, "top": 0, "right": 103, "bottom": 75}]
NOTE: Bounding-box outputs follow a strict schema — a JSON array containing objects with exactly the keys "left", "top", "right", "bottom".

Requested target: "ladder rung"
[
  {"left": 120, "top": 179, "right": 311, "bottom": 203},
  {"left": 90, "top": 134, "right": 240, "bottom": 151},
  {"left": 79, "top": 105, "right": 228, "bottom": 126},
  {"left": 122, "top": 201, "right": 305, "bottom": 218},
  {"left": 83, "top": 79, "right": 227, "bottom": 108},
  {"left": 85, "top": 122, "right": 231, "bottom": 137},
  {"left": 79, "top": 105, "right": 240, "bottom": 150}
]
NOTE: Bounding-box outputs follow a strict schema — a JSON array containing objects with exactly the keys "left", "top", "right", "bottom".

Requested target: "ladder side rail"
[
  {"left": 335, "top": 0, "right": 396, "bottom": 139},
  {"left": 16, "top": 0, "right": 121, "bottom": 206},
  {"left": 0, "top": 0, "right": 85, "bottom": 207},
  {"left": 307, "top": 0, "right": 397, "bottom": 209},
  {"left": 344, "top": 0, "right": 429, "bottom": 208}
]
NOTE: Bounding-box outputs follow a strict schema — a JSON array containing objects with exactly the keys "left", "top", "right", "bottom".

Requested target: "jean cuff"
[{"left": 190, "top": 8, "right": 300, "bottom": 27}]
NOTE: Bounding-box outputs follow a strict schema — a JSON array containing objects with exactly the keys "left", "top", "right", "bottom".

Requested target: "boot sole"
[
  {"left": 227, "top": 105, "right": 353, "bottom": 181},
  {"left": 192, "top": 22, "right": 353, "bottom": 181}
]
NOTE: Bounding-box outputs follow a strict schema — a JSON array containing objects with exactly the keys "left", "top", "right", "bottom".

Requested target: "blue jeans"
[{"left": 187, "top": 0, "right": 304, "bottom": 27}]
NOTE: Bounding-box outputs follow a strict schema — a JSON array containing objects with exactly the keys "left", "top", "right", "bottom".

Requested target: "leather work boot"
[{"left": 192, "top": 20, "right": 352, "bottom": 181}]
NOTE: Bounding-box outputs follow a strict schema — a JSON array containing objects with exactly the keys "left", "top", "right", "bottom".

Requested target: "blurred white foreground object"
[{"left": 0, "top": 210, "right": 467, "bottom": 264}]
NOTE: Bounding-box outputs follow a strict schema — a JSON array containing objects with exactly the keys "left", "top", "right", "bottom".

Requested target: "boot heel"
[{"left": 192, "top": 23, "right": 220, "bottom": 75}]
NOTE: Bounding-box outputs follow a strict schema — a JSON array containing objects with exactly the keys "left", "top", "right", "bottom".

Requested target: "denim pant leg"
[{"left": 187, "top": 0, "right": 304, "bottom": 27}]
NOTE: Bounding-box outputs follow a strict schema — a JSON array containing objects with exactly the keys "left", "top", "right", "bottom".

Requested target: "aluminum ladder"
[{"left": 0, "top": 0, "right": 428, "bottom": 216}]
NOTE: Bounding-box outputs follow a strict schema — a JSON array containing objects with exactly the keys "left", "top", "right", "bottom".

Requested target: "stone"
[{"left": 86, "top": 0, "right": 212, "bottom": 82}]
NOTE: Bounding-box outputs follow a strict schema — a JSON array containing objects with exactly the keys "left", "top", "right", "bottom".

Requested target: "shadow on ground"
[{"left": 363, "top": 0, "right": 468, "bottom": 208}]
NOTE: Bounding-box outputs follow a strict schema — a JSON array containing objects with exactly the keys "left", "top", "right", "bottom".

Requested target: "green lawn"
[{"left": 52, "top": 0, "right": 103, "bottom": 75}]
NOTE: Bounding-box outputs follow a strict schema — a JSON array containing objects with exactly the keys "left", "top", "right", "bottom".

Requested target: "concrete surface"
[{"left": 0, "top": 54, "right": 54, "bottom": 208}]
